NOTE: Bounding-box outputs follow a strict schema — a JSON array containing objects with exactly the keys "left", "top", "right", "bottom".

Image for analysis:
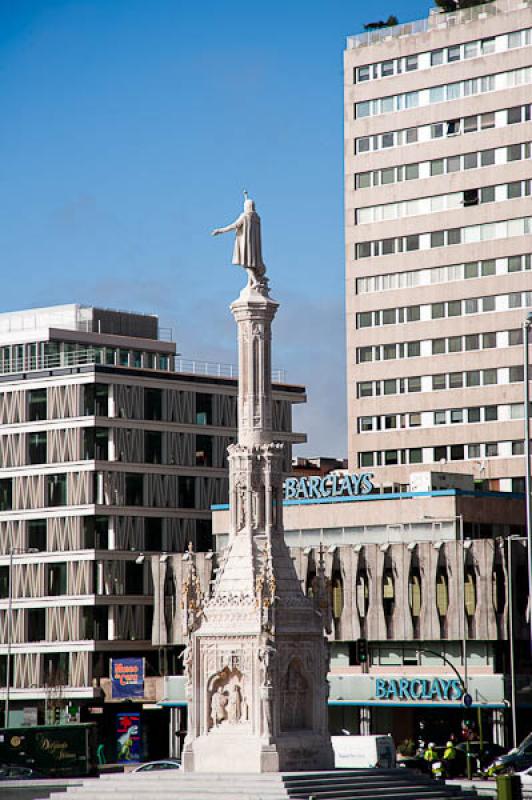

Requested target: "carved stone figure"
[
  {"left": 227, "top": 682, "right": 242, "bottom": 723},
  {"left": 212, "top": 193, "right": 268, "bottom": 292},
  {"left": 210, "top": 686, "right": 228, "bottom": 728}
]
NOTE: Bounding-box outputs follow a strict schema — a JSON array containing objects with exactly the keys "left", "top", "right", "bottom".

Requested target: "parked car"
[
  {"left": 396, "top": 755, "right": 433, "bottom": 776},
  {"left": 132, "top": 759, "right": 181, "bottom": 772},
  {"left": 0, "top": 763, "right": 45, "bottom": 780},
  {"left": 456, "top": 741, "right": 506, "bottom": 773},
  {"left": 486, "top": 733, "right": 532, "bottom": 775}
]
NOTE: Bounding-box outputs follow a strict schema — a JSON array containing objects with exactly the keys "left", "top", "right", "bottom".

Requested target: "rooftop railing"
[
  {"left": 0, "top": 348, "right": 288, "bottom": 383},
  {"left": 346, "top": 0, "right": 529, "bottom": 50}
]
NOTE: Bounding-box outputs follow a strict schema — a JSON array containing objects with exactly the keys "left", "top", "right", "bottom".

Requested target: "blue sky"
[{"left": 0, "top": 0, "right": 431, "bottom": 456}]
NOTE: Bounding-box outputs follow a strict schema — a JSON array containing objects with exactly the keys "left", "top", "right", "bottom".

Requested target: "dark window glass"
[
  {"left": 0, "top": 479, "right": 12, "bottom": 511},
  {"left": 447, "top": 45, "right": 460, "bottom": 62},
  {"left": 125, "top": 474, "right": 144, "bottom": 506},
  {"left": 512, "top": 441, "right": 525, "bottom": 456},
  {"left": 382, "top": 309, "right": 396, "bottom": 325},
  {"left": 407, "top": 341, "right": 420, "bottom": 357},
  {"left": 195, "top": 434, "right": 213, "bottom": 467},
  {"left": 481, "top": 260, "right": 495, "bottom": 276},
  {"left": 448, "top": 336, "right": 462, "bottom": 353},
  {"left": 84, "top": 384, "right": 109, "bottom": 416},
  {"left": 407, "top": 306, "right": 420, "bottom": 322},
  {"left": 468, "top": 407, "right": 481, "bottom": 423},
  {"left": 408, "top": 377, "right": 421, "bottom": 393},
  {"left": 448, "top": 301, "right": 461, "bottom": 317},
  {"left": 432, "top": 374, "right": 446, "bottom": 390},
  {"left": 465, "top": 334, "right": 480, "bottom": 351},
  {"left": 47, "top": 562, "right": 67, "bottom": 596},
  {"left": 405, "top": 55, "right": 418, "bottom": 72},
  {"left": 508, "top": 181, "right": 522, "bottom": 199},
  {"left": 431, "top": 49, "right": 444, "bottom": 66},
  {"left": 145, "top": 517, "right": 163, "bottom": 551},
  {"left": 382, "top": 133, "right": 394, "bottom": 148},
  {"left": 509, "top": 329, "right": 523, "bottom": 346},
  {"left": 433, "top": 339, "right": 446, "bottom": 355},
  {"left": 432, "top": 303, "right": 445, "bottom": 319},
  {"left": 84, "top": 517, "right": 108, "bottom": 549},
  {"left": 28, "top": 389, "right": 47, "bottom": 422},
  {"left": 357, "top": 137, "right": 370, "bottom": 153},
  {"left": 357, "top": 242, "right": 371, "bottom": 259},
  {"left": 84, "top": 428, "right": 108, "bottom": 460},
  {"left": 406, "top": 128, "right": 418, "bottom": 143},
  {"left": 466, "top": 371, "right": 481, "bottom": 387},
  {"left": 409, "top": 449, "right": 422, "bottom": 464},
  {"left": 480, "top": 112, "right": 495, "bottom": 129},
  {"left": 485, "top": 405, "right": 498, "bottom": 421},
  {"left": 510, "top": 365, "right": 524, "bottom": 382},
  {"left": 125, "top": 561, "right": 144, "bottom": 594},
  {"left": 449, "top": 372, "right": 463, "bottom": 388},
  {"left": 357, "top": 66, "right": 370, "bottom": 82},
  {"left": 464, "top": 189, "right": 479, "bottom": 207},
  {"left": 145, "top": 388, "right": 162, "bottom": 421},
  {"left": 28, "top": 519, "right": 46, "bottom": 551},
  {"left": 47, "top": 474, "right": 67, "bottom": 506},
  {"left": 481, "top": 186, "right": 495, "bottom": 203},
  {"left": 464, "top": 153, "right": 478, "bottom": 170},
  {"left": 179, "top": 477, "right": 196, "bottom": 509},
  {"left": 483, "top": 369, "right": 497, "bottom": 385},
  {"left": 481, "top": 149, "right": 495, "bottom": 166},
  {"left": 464, "top": 115, "right": 478, "bottom": 133},
  {"left": 431, "top": 231, "right": 445, "bottom": 248},
  {"left": 450, "top": 444, "right": 464, "bottom": 460},
  {"left": 27, "top": 609, "right": 46, "bottom": 642},
  {"left": 434, "top": 446, "right": 447, "bottom": 461},
  {"left": 145, "top": 431, "right": 162, "bottom": 464},
  {"left": 29, "top": 432, "right": 47, "bottom": 464},
  {"left": 507, "top": 106, "right": 522, "bottom": 124},
  {"left": 406, "top": 235, "right": 419, "bottom": 251},
  {"left": 447, "top": 156, "right": 460, "bottom": 173},
  {"left": 196, "top": 393, "right": 213, "bottom": 425}
]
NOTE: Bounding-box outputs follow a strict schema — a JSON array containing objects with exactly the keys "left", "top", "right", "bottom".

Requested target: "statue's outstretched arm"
[{"left": 212, "top": 217, "right": 241, "bottom": 236}]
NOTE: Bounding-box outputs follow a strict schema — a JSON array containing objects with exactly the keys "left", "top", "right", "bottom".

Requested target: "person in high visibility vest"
[
  {"left": 443, "top": 739, "right": 457, "bottom": 777},
  {"left": 424, "top": 743, "right": 437, "bottom": 763}
]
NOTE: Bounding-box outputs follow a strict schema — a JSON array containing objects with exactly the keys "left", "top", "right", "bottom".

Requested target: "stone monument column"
[{"left": 181, "top": 195, "right": 333, "bottom": 773}]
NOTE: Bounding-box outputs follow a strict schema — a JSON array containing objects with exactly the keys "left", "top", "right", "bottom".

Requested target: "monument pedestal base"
[{"left": 182, "top": 731, "right": 334, "bottom": 773}]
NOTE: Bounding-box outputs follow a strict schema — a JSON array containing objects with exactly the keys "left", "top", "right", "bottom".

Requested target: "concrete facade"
[
  {"left": 0, "top": 304, "right": 305, "bottom": 742},
  {"left": 345, "top": 0, "right": 532, "bottom": 491}
]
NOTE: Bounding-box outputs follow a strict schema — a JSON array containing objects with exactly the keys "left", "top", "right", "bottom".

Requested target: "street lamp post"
[
  {"left": 507, "top": 534, "right": 528, "bottom": 749},
  {"left": 522, "top": 312, "right": 532, "bottom": 656}
]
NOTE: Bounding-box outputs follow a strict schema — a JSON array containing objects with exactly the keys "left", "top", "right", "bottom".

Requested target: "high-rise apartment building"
[
  {"left": 345, "top": 0, "right": 532, "bottom": 491},
  {"left": 0, "top": 304, "right": 304, "bottom": 737}
]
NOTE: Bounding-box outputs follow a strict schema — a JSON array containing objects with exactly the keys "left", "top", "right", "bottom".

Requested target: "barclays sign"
[
  {"left": 374, "top": 677, "right": 464, "bottom": 703},
  {"left": 284, "top": 472, "right": 374, "bottom": 502}
]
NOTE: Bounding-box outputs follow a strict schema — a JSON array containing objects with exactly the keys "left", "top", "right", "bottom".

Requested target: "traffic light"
[{"left": 356, "top": 638, "right": 369, "bottom": 665}]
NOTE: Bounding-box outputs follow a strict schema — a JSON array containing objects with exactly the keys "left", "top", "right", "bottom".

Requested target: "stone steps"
[{"left": 37, "top": 769, "right": 480, "bottom": 800}]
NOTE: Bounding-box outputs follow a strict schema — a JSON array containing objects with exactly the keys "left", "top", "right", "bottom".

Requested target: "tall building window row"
[
  {"left": 358, "top": 440, "right": 524, "bottom": 469},
  {"left": 357, "top": 365, "right": 523, "bottom": 399},
  {"left": 354, "top": 66, "right": 531, "bottom": 119},
  {"left": 356, "top": 180, "right": 530, "bottom": 225},
  {"left": 356, "top": 290, "right": 532, "bottom": 329},
  {"left": 355, "top": 103, "right": 531, "bottom": 153},
  {"left": 355, "top": 215, "right": 532, "bottom": 259},
  {"left": 356, "top": 328, "right": 522, "bottom": 364},
  {"left": 358, "top": 401, "right": 528, "bottom": 434},
  {"left": 354, "top": 27, "right": 532, "bottom": 84},
  {"left": 355, "top": 142, "right": 531, "bottom": 190},
  {"left": 356, "top": 254, "right": 531, "bottom": 295}
]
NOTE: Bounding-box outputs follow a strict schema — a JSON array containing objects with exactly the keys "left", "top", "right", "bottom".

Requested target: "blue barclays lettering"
[
  {"left": 409, "top": 679, "right": 423, "bottom": 699},
  {"left": 421, "top": 679, "right": 432, "bottom": 700},
  {"left": 375, "top": 678, "right": 387, "bottom": 699},
  {"left": 386, "top": 679, "right": 399, "bottom": 699},
  {"left": 283, "top": 472, "right": 375, "bottom": 501},
  {"left": 450, "top": 679, "right": 464, "bottom": 700},
  {"left": 308, "top": 476, "right": 321, "bottom": 499},
  {"left": 439, "top": 679, "right": 452, "bottom": 700},
  {"left": 373, "top": 676, "right": 464, "bottom": 704},
  {"left": 284, "top": 478, "right": 299, "bottom": 500},
  {"left": 430, "top": 679, "right": 443, "bottom": 701},
  {"left": 398, "top": 678, "right": 410, "bottom": 700}
]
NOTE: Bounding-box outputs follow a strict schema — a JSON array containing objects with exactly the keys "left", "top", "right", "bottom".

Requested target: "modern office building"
[
  {"left": 0, "top": 304, "right": 305, "bottom": 750},
  {"left": 345, "top": 0, "right": 532, "bottom": 491}
]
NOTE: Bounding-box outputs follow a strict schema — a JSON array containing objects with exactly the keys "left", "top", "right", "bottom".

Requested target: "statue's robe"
[{"left": 232, "top": 211, "right": 265, "bottom": 270}]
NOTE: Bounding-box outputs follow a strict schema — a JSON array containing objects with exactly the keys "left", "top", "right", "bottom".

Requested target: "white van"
[{"left": 331, "top": 735, "right": 396, "bottom": 769}]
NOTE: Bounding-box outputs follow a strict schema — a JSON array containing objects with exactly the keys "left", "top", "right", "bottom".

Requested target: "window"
[
  {"left": 406, "top": 235, "right": 419, "bottom": 252},
  {"left": 405, "top": 163, "right": 419, "bottom": 180},
  {"left": 482, "top": 259, "right": 495, "bottom": 276},
  {"left": 483, "top": 333, "right": 497, "bottom": 349},
  {"left": 356, "top": 101, "right": 370, "bottom": 118},
  {"left": 432, "top": 303, "right": 445, "bottom": 319},
  {"left": 447, "top": 120, "right": 460, "bottom": 136},
  {"left": 468, "top": 444, "right": 481, "bottom": 458},
  {"left": 449, "top": 372, "right": 463, "bottom": 389},
  {"left": 383, "top": 309, "right": 396, "bottom": 325},
  {"left": 196, "top": 393, "right": 213, "bottom": 425},
  {"left": 447, "top": 155, "right": 461, "bottom": 173},
  {"left": 432, "top": 374, "right": 446, "bottom": 391},
  {"left": 434, "top": 410, "right": 446, "bottom": 425},
  {"left": 485, "top": 405, "right": 498, "bottom": 422},
  {"left": 409, "top": 449, "right": 422, "bottom": 464},
  {"left": 468, "top": 407, "right": 481, "bottom": 423},
  {"left": 360, "top": 452, "right": 374, "bottom": 468},
  {"left": 450, "top": 409, "right": 463, "bottom": 424},
  {"left": 481, "top": 149, "right": 495, "bottom": 166},
  {"left": 464, "top": 262, "right": 478, "bottom": 279},
  {"left": 125, "top": 474, "right": 143, "bottom": 506},
  {"left": 464, "top": 189, "right": 479, "bottom": 207},
  {"left": 28, "top": 609, "right": 46, "bottom": 642},
  {"left": 448, "top": 337, "right": 462, "bottom": 353},
  {"left": 464, "top": 115, "right": 478, "bottom": 133},
  {"left": 47, "top": 474, "right": 67, "bottom": 506},
  {"left": 448, "top": 301, "right": 461, "bottom": 317},
  {"left": 358, "top": 382, "right": 373, "bottom": 398},
  {"left": 406, "top": 306, "right": 420, "bottom": 322},
  {"left": 447, "top": 228, "right": 461, "bottom": 245},
  {"left": 144, "top": 388, "right": 162, "bottom": 421},
  {"left": 47, "top": 562, "right": 67, "bottom": 596},
  {"left": 358, "top": 137, "right": 370, "bottom": 153},
  {"left": 357, "top": 172, "right": 371, "bottom": 189},
  {"left": 28, "top": 432, "right": 47, "bottom": 465},
  {"left": 464, "top": 153, "right": 478, "bottom": 170},
  {"left": 485, "top": 442, "right": 498, "bottom": 457},
  {"left": 431, "top": 159, "right": 444, "bottom": 176},
  {"left": 467, "top": 371, "right": 480, "bottom": 387},
  {"left": 465, "top": 334, "right": 480, "bottom": 351},
  {"left": 357, "top": 65, "right": 370, "bottom": 82},
  {"left": 431, "top": 49, "right": 444, "bottom": 66},
  {"left": 510, "top": 365, "right": 524, "bottom": 382},
  {"left": 509, "top": 329, "right": 523, "bottom": 346},
  {"left": 482, "top": 296, "right": 495, "bottom": 312},
  {"left": 406, "top": 127, "right": 418, "bottom": 144},
  {"left": 465, "top": 298, "right": 478, "bottom": 314},
  {"left": 179, "top": 476, "right": 196, "bottom": 508},
  {"left": 358, "top": 347, "right": 372, "bottom": 363},
  {"left": 84, "top": 384, "right": 108, "bottom": 416},
  {"left": 434, "top": 446, "right": 447, "bottom": 462},
  {"left": 195, "top": 434, "right": 213, "bottom": 467},
  {"left": 405, "top": 55, "right": 418, "bottom": 72},
  {"left": 383, "top": 380, "right": 396, "bottom": 395},
  {"left": 0, "top": 479, "right": 12, "bottom": 511},
  {"left": 480, "top": 111, "right": 495, "bottom": 129},
  {"left": 512, "top": 440, "right": 525, "bottom": 456},
  {"left": 483, "top": 369, "right": 497, "bottom": 385},
  {"left": 28, "top": 519, "right": 46, "bottom": 551},
  {"left": 359, "top": 417, "right": 373, "bottom": 432},
  {"left": 145, "top": 431, "right": 162, "bottom": 464},
  {"left": 447, "top": 45, "right": 460, "bottom": 62},
  {"left": 450, "top": 445, "right": 464, "bottom": 461},
  {"left": 507, "top": 106, "right": 522, "bottom": 124},
  {"left": 28, "top": 388, "right": 47, "bottom": 422},
  {"left": 407, "top": 341, "right": 420, "bottom": 357},
  {"left": 358, "top": 312, "right": 372, "bottom": 328},
  {"left": 433, "top": 339, "right": 446, "bottom": 355}
]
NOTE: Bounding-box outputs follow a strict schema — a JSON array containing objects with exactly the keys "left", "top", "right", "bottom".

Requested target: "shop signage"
[
  {"left": 111, "top": 657, "right": 145, "bottom": 699},
  {"left": 284, "top": 472, "right": 374, "bottom": 501},
  {"left": 374, "top": 677, "right": 464, "bottom": 703}
]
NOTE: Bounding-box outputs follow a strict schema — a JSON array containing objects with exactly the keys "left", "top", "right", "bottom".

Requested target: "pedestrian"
[
  {"left": 424, "top": 742, "right": 437, "bottom": 763},
  {"left": 443, "top": 739, "right": 457, "bottom": 777}
]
